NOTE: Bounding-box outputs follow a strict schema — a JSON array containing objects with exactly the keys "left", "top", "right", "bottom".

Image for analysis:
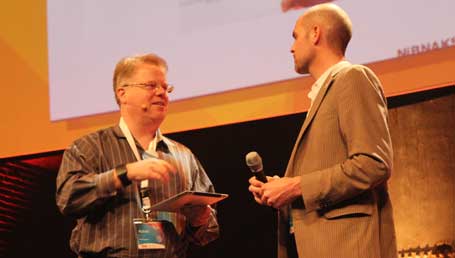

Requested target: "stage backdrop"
[
  {"left": 1, "top": 1, "right": 455, "bottom": 158},
  {"left": 0, "top": 86, "right": 454, "bottom": 258}
]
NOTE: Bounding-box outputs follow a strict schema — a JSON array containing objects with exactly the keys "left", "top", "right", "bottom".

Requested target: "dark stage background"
[{"left": 0, "top": 86, "right": 454, "bottom": 258}]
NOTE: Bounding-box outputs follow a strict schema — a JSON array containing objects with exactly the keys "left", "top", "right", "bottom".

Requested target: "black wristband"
[{"left": 115, "top": 164, "right": 131, "bottom": 187}]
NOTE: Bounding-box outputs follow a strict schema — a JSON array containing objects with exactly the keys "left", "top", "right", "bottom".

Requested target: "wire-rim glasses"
[{"left": 121, "top": 82, "right": 174, "bottom": 93}]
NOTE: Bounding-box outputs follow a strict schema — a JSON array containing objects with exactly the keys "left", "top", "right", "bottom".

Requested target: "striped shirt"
[{"left": 56, "top": 125, "right": 219, "bottom": 258}]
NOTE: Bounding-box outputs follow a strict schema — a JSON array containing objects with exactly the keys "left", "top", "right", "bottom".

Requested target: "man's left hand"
[{"left": 181, "top": 205, "right": 211, "bottom": 227}]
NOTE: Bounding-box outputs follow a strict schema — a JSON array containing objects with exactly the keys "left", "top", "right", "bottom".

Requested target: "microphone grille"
[{"left": 245, "top": 151, "right": 263, "bottom": 172}]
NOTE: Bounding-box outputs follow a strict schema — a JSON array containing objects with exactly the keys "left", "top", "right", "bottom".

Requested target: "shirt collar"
[
  {"left": 116, "top": 117, "right": 174, "bottom": 153},
  {"left": 307, "top": 60, "right": 350, "bottom": 107}
]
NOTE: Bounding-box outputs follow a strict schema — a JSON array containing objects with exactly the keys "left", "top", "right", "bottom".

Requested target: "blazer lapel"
[{"left": 284, "top": 73, "right": 337, "bottom": 176}]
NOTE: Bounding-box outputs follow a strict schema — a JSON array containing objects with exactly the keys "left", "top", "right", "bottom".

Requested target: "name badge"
[{"left": 133, "top": 219, "right": 166, "bottom": 249}]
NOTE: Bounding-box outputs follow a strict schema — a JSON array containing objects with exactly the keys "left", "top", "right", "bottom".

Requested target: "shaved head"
[{"left": 298, "top": 3, "right": 352, "bottom": 54}]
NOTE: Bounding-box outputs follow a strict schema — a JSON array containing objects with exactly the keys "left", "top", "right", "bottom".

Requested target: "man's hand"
[
  {"left": 180, "top": 205, "right": 212, "bottom": 227},
  {"left": 248, "top": 175, "right": 279, "bottom": 205},
  {"left": 281, "top": 0, "right": 334, "bottom": 12},
  {"left": 249, "top": 176, "right": 302, "bottom": 209},
  {"left": 127, "top": 158, "right": 176, "bottom": 182},
  {"left": 114, "top": 159, "right": 177, "bottom": 189}
]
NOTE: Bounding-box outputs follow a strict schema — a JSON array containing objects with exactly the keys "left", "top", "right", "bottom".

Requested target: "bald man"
[{"left": 249, "top": 4, "right": 398, "bottom": 258}]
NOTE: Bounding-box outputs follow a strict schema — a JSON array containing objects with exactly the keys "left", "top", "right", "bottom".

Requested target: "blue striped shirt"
[{"left": 56, "top": 125, "right": 219, "bottom": 258}]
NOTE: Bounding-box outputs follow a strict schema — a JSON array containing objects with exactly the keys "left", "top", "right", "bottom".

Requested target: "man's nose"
[{"left": 154, "top": 84, "right": 166, "bottom": 95}]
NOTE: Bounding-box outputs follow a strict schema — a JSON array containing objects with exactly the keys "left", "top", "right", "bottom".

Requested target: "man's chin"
[
  {"left": 295, "top": 66, "right": 308, "bottom": 75},
  {"left": 146, "top": 115, "right": 166, "bottom": 125},
  {"left": 144, "top": 109, "right": 167, "bottom": 123}
]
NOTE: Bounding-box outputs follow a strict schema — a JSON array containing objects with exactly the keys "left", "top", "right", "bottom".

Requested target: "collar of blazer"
[{"left": 284, "top": 65, "right": 350, "bottom": 177}]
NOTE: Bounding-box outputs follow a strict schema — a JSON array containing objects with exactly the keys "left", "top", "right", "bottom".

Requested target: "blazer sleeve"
[{"left": 299, "top": 65, "right": 393, "bottom": 212}]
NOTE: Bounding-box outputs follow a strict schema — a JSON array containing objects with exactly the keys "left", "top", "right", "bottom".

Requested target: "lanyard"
[{"left": 119, "top": 118, "right": 154, "bottom": 218}]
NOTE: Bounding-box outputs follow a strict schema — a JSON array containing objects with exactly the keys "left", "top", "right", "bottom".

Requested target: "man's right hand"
[
  {"left": 114, "top": 159, "right": 176, "bottom": 189},
  {"left": 126, "top": 158, "right": 176, "bottom": 182}
]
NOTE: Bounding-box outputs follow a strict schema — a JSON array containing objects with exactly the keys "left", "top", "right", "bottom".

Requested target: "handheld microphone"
[{"left": 245, "top": 151, "right": 268, "bottom": 183}]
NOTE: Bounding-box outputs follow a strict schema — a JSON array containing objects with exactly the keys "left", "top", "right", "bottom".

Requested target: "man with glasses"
[{"left": 56, "top": 53, "right": 219, "bottom": 258}]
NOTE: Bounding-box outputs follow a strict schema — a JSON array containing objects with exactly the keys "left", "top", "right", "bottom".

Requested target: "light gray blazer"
[{"left": 278, "top": 64, "right": 398, "bottom": 258}]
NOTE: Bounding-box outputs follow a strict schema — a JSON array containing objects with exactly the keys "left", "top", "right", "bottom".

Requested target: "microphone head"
[{"left": 245, "top": 151, "right": 263, "bottom": 172}]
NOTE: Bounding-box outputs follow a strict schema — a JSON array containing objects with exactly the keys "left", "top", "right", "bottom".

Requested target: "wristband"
[{"left": 115, "top": 164, "right": 131, "bottom": 187}]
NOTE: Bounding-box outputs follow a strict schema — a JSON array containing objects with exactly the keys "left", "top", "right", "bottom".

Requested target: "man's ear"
[
  {"left": 311, "top": 25, "right": 321, "bottom": 45},
  {"left": 116, "top": 87, "right": 127, "bottom": 104}
]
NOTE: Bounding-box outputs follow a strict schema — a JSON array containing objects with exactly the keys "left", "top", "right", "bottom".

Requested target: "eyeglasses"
[{"left": 121, "top": 82, "right": 174, "bottom": 93}]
